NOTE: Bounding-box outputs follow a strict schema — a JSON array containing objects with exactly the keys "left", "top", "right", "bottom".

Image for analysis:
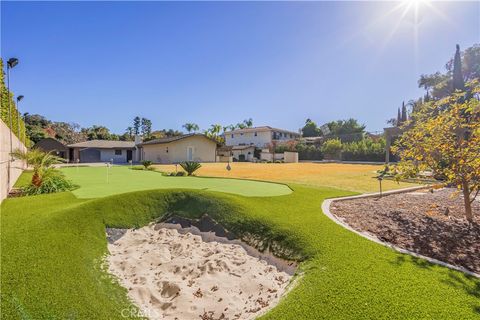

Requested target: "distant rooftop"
[
  {"left": 67, "top": 140, "right": 135, "bottom": 149},
  {"left": 139, "top": 133, "right": 217, "bottom": 146},
  {"left": 224, "top": 126, "right": 300, "bottom": 136}
]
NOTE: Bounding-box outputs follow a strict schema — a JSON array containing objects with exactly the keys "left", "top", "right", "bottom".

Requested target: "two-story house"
[{"left": 223, "top": 126, "right": 300, "bottom": 160}]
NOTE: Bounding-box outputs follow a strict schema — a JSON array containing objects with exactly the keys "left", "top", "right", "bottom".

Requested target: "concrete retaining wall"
[{"left": 1, "top": 119, "right": 27, "bottom": 203}]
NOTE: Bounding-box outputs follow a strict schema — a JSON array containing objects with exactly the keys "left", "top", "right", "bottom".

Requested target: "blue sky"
[{"left": 1, "top": 1, "right": 479, "bottom": 134}]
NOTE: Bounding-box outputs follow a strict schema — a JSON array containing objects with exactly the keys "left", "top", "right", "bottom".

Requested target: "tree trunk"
[
  {"left": 462, "top": 180, "right": 473, "bottom": 223},
  {"left": 32, "top": 171, "right": 42, "bottom": 187}
]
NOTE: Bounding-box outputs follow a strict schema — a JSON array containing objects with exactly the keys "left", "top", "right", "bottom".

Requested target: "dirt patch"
[{"left": 330, "top": 188, "right": 480, "bottom": 273}]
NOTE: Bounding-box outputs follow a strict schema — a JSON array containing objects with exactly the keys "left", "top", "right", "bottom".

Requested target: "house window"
[
  {"left": 231, "top": 134, "right": 234, "bottom": 138},
  {"left": 290, "top": 134, "right": 292, "bottom": 138},
  {"left": 240, "top": 133, "right": 244, "bottom": 136},
  {"left": 166, "top": 147, "right": 169, "bottom": 153},
  {"left": 114, "top": 149, "right": 122, "bottom": 155},
  {"left": 254, "top": 132, "right": 257, "bottom": 136}
]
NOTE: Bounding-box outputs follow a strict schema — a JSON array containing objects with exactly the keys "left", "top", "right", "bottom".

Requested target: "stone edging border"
[{"left": 321, "top": 186, "right": 480, "bottom": 278}]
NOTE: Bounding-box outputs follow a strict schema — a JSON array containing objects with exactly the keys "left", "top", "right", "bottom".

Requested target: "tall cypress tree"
[
  {"left": 453, "top": 44, "right": 465, "bottom": 91},
  {"left": 397, "top": 107, "right": 402, "bottom": 126},
  {"left": 401, "top": 101, "right": 408, "bottom": 123}
]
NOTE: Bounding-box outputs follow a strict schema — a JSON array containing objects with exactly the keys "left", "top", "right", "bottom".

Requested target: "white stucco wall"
[
  {"left": 225, "top": 130, "right": 300, "bottom": 148},
  {"left": 142, "top": 136, "right": 217, "bottom": 164},
  {"left": 225, "top": 131, "right": 271, "bottom": 147},
  {"left": 1, "top": 119, "right": 27, "bottom": 203}
]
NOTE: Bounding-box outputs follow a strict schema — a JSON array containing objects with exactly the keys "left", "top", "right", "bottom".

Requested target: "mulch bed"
[{"left": 330, "top": 188, "right": 480, "bottom": 274}]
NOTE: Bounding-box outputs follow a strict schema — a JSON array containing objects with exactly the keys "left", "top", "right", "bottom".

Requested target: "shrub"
[
  {"left": 21, "top": 168, "right": 77, "bottom": 195},
  {"left": 341, "top": 137, "right": 385, "bottom": 162},
  {"left": 180, "top": 161, "right": 201, "bottom": 176},
  {"left": 142, "top": 160, "right": 153, "bottom": 169},
  {"left": 176, "top": 171, "right": 186, "bottom": 176},
  {"left": 321, "top": 139, "right": 342, "bottom": 160}
]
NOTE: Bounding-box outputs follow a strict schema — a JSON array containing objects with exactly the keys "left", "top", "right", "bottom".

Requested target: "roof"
[
  {"left": 34, "top": 138, "right": 67, "bottom": 150},
  {"left": 139, "top": 133, "right": 218, "bottom": 146},
  {"left": 219, "top": 145, "right": 256, "bottom": 151},
  {"left": 67, "top": 140, "right": 135, "bottom": 149},
  {"left": 224, "top": 126, "right": 300, "bottom": 136}
]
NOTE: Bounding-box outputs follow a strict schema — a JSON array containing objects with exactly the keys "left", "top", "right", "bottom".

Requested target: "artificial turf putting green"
[
  {"left": 1, "top": 181, "right": 479, "bottom": 319},
  {"left": 60, "top": 166, "right": 292, "bottom": 198}
]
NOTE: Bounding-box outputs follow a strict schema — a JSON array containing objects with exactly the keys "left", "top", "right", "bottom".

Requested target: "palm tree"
[
  {"left": 183, "top": 123, "right": 199, "bottom": 133},
  {"left": 180, "top": 161, "right": 202, "bottom": 176},
  {"left": 223, "top": 124, "right": 235, "bottom": 133},
  {"left": 11, "top": 149, "right": 65, "bottom": 187},
  {"left": 243, "top": 118, "right": 253, "bottom": 127}
]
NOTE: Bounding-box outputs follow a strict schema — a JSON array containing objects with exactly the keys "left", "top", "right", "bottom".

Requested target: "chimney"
[{"left": 134, "top": 135, "right": 143, "bottom": 146}]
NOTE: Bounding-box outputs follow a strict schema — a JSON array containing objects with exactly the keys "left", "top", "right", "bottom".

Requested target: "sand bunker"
[{"left": 107, "top": 224, "right": 293, "bottom": 320}]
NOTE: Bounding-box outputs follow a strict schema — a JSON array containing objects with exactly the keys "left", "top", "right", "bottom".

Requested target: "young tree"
[
  {"left": 182, "top": 123, "right": 199, "bottom": 133},
  {"left": 393, "top": 81, "right": 480, "bottom": 222}
]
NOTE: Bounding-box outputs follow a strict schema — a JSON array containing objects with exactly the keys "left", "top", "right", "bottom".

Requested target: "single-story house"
[
  {"left": 138, "top": 134, "right": 217, "bottom": 164},
  {"left": 34, "top": 138, "right": 68, "bottom": 159},
  {"left": 67, "top": 140, "right": 138, "bottom": 163}
]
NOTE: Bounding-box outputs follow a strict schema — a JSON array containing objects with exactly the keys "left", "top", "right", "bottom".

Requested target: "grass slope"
[
  {"left": 1, "top": 184, "right": 479, "bottom": 319},
  {"left": 60, "top": 166, "right": 292, "bottom": 198},
  {"left": 153, "top": 162, "right": 418, "bottom": 193}
]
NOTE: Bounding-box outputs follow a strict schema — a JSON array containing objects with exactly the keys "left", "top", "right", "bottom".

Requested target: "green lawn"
[
  {"left": 60, "top": 166, "right": 292, "bottom": 198},
  {"left": 1, "top": 168, "right": 479, "bottom": 319}
]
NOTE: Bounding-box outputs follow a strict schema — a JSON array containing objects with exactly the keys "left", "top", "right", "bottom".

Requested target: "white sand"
[{"left": 107, "top": 224, "right": 293, "bottom": 320}]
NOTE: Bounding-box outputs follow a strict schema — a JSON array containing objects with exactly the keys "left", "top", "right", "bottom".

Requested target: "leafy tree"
[
  {"left": 141, "top": 118, "right": 152, "bottom": 138},
  {"left": 81, "top": 125, "right": 116, "bottom": 140},
  {"left": 133, "top": 116, "right": 141, "bottom": 135},
  {"left": 301, "top": 119, "right": 321, "bottom": 137},
  {"left": 392, "top": 81, "right": 480, "bottom": 222},
  {"left": 182, "top": 123, "right": 199, "bottom": 133},
  {"left": 326, "top": 119, "right": 366, "bottom": 142},
  {"left": 50, "top": 122, "right": 85, "bottom": 144},
  {"left": 321, "top": 139, "right": 342, "bottom": 159}
]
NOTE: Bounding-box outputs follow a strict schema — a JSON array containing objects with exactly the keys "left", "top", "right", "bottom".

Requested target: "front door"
[
  {"left": 187, "top": 147, "right": 194, "bottom": 161},
  {"left": 127, "top": 150, "right": 133, "bottom": 161}
]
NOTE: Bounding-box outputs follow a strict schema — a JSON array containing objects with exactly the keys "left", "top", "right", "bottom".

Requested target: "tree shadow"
[
  {"left": 383, "top": 211, "right": 480, "bottom": 274},
  {"left": 391, "top": 251, "right": 480, "bottom": 314}
]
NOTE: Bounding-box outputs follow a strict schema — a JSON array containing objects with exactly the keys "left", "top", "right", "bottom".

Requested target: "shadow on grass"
[{"left": 392, "top": 254, "right": 480, "bottom": 314}]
